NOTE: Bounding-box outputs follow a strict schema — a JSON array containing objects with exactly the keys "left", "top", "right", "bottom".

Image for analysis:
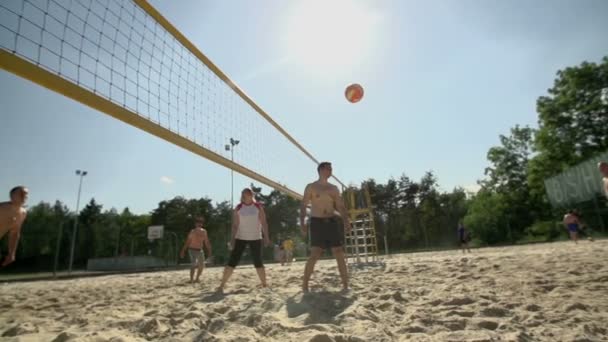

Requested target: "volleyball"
[{"left": 345, "top": 83, "right": 364, "bottom": 103}]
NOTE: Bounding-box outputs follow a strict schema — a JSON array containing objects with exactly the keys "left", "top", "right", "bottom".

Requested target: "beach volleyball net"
[{"left": 0, "top": 0, "right": 346, "bottom": 198}]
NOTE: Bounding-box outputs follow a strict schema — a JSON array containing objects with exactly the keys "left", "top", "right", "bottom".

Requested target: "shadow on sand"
[
  {"left": 199, "top": 288, "right": 253, "bottom": 303},
  {"left": 285, "top": 291, "right": 355, "bottom": 325}
]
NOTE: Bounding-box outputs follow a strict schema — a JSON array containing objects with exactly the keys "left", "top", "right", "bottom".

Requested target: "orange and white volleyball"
[{"left": 345, "top": 83, "right": 364, "bottom": 103}]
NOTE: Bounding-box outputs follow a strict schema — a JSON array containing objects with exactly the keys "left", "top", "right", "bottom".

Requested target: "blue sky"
[{"left": 1, "top": 0, "right": 607, "bottom": 214}]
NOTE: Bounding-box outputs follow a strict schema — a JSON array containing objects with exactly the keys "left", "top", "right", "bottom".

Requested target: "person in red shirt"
[
  {"left": 180, "top": 217, "right": 212, "bottom": 283},
  {"left": 217, "top": 188, "right": 270, "bottom": 293}
]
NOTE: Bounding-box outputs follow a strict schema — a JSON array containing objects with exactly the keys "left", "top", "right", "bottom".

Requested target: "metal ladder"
[{"left": 343, "top": 186, "right": 380, "bottom": 264}]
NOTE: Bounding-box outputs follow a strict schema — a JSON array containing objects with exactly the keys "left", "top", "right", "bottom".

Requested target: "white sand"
[{"left": 1, "top": 240, "right": 607, "bottom": 341}]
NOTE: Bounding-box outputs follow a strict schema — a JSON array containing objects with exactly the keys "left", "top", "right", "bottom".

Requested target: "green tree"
[
  {"left": 256, "top": 189, "right": 299, "bottom": 241},
  {"left": 149, "top": 196, "right": 212, "bottom": 262},
  {"left": 483, "top": 125, "right": 534, "bottom": 194},
  {"left": 481, "top": 125, "right": 539, "bottom": 240},
  {"left": 438, "top": 188, "right": 468, "bottom": 246},
  {"left": 529, "top": 57, "right": 608, "bottom": 199},
  {"left": 11, "top": 200, "right": 70, "bottom": 270},
  {"left": 464, "top": 190, "right": 509, "bottom": 245},
  {"left": 208, "top": 201, "right": 232, "bottom": 263},
  {"left": 255, "top": 188, "right": 300, "bottom": 260},
  {"left": 75, "top": 198, "right": 103, "bottom": 265}
]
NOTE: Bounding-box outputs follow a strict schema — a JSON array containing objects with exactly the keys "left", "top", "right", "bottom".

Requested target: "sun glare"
[{"left": 282, "top": 0, "right": 378, "bottom": 74}]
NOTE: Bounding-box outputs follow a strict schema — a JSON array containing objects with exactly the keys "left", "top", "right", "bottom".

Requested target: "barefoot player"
[
  {"left": 301, "top": 162, "right": 351, "bottom": 292},
  {"left": 180, "top": 216, "right": 212, "bottom": 283}
]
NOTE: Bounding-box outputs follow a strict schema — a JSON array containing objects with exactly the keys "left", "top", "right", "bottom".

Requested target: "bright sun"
[{"left": 282, "top": 0, "right": 378, "bottom": 74}]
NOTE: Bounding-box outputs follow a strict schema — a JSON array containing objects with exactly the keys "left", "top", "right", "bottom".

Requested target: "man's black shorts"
[{"left": 310, "top": 217, "right": 343, "bottom": 249}]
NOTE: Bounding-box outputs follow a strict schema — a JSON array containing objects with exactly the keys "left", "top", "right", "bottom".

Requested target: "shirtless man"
[
  {"left": 0, "top": 186, "right": 28, "bottom": 267},
  {"left": 180, "top": 217, "right": 212, "bottom": 283},
  {"left": 300, "top": 162, "right": 351, "bottom": 292},
  {"left": 599, "top": 162, "right": 608, "bottom": 199},
  {"left": 563, "top": 210, "right": 580, "bottom": 244}
]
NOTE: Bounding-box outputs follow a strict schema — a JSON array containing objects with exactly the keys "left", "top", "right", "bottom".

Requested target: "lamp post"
[
  {"left": 167, "top": 231, "right": 178, "bottom": 265},
  {"left": 68, "top": 169, "right": 87, "bottom": 274},
  {"left": 225, "top": 138, "right": 239, "bottom": 257},
  {"left": 225, "top": 138, "right": 240, "bottom": 209}
]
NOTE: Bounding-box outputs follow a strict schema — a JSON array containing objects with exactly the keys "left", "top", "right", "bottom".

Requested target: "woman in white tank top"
[{"left": 218, "top": 188, "right": 271, "bottom": 292}]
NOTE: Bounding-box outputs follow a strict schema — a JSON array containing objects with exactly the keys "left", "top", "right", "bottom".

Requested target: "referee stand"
[{"left": 343, "top": 186, "right": 381, "bottom": 265}]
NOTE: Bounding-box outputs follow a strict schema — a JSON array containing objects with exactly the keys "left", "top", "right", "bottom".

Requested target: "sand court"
[{"left": 1, "top": 240, "right": 607, "bottom": 341}]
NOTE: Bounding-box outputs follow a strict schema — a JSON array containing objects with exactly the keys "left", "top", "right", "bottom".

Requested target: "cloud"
[
  {"left": 462, "top": 184, "right": 481, "bottom": 194},
  {"left": 160, "top": 176, "right": 174, "bottom": 185}
]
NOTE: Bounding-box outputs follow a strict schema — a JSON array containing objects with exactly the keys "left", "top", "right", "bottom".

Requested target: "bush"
[
  {"left": 525, "top": 220, "right": 562, "bottom": 241},
  {"left": 464, "top": 191, "right": 509, "bottom": 245}
]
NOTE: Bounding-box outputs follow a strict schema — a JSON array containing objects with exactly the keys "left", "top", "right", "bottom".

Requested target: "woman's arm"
[
  {"left": 231, "top": 210, "right": 240, "bottom": 247},
  {"left": 259, "top": 207, "right": 270, "bottom": 245}
]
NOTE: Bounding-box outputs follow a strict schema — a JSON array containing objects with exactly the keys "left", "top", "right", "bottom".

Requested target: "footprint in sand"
[
  {"left": 51, "top": 331, "right": 78, "bottom": 342},
  {"left": 39, "top": 303, "right": 62, "bottom": 310},
  {"left": 184, "top": 311, "right": 206, "bottom": 320},
  {"left": 376, "top": 302, "right": 392, "bottom": 311},
  {"left": 144, "top": 309, "right": 159, "bottom": 316},
  {"left": 592, "top": 275, "right": 608, "bottom": 283},
  {"left": 480, "top": 306, "right": 511, "bottom": 318},
  {"left": 539, "top": 284, "right": 558, "bottom": 293},
  {"left": 477, "top": 320, "right": 499, "bottom": 330},
  {"left": 244, "top": 313, "right": 263, "bottom": 327},
  {"left": 307, "top": 333, "right": 335, "bottom": 342},
  {"left": 398, "top": 325, "right": 427, "bottom": 334},
  {"left": 501, "top": 302, "right": 521, "bottom": 310},
  {"left": 524, "top": 304, "right": 542, "bottom": 312},
  {"left": 583, "top": 323, "right": 607, "bottom": 335},
  {"left": 442, "top": 319, "right": 467, "bottom": 331},
  {"left": 446, "top": 310, "right": 475, "bottom": 318},
  {"left": 1, "top": 322, "right": 39, "bottom": 337},
  {"left": 442, "top": 297, "right": 475, "bottom": 306},
  {"left": 213, "top": 305, "right": 231, "bottom": 315},
  {"left": 137, "top": 317, "right": 170, "bottom": 337},
  {"left": 429, "top": 299, "right": 443, "bottom": 306},
  {"left": 391, "top": 291, "right": 407, "bottom": 303},
  {"left": 565, "top": 303, "right": 588, "bottom": 312}
]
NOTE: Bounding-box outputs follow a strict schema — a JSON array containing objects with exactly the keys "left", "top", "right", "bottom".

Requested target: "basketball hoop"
[{"left": 148, "top": 225, "right": 164, "bottom": 240}]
